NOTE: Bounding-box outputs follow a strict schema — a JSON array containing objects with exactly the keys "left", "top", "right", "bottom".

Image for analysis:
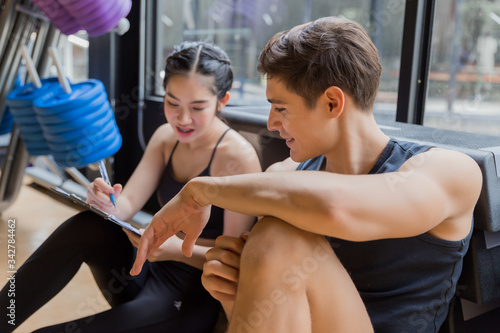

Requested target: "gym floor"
[{"left": 0, "top": 177, "right": 110, "bottom": 333}]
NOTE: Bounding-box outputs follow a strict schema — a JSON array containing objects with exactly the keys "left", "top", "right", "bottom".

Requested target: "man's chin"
[{"left": 289, "top": 150, "right": 306, "bottom": 163}]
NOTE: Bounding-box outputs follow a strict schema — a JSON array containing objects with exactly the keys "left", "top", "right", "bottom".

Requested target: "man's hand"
[
  {"left": 124, "top": 228, "right": 184, "bottom": 262},
  {"left": 202, "top": 233, "right": 248, "bottom": 318},
  {"left": 130, "top": 185, "right": 212, "bottom": 276}
]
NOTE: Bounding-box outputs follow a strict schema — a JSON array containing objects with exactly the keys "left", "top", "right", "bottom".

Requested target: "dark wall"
[{"left": 89, "top": 0, "right": 164, "bottom": 213}]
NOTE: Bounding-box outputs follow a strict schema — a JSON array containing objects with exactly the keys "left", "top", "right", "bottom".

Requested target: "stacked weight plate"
[
  {"left": 29, "top": 0, "right": 80, "bottom": 35},
  {"left": 31, "top": 0, "right": 132, "bottom": 36},
  {"left": 0, "top": 107, "right": 13, "bottom": 135},
  {"left": 33, "top": 79, "right": 122, "bottom": 167},
  {"left": 5, "top": 78, "right": 65, "bottom": 155}
]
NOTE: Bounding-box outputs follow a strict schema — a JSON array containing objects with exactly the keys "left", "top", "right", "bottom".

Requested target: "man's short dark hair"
[{"left": 257, "top": 17, "right": 382, "bottom": 111}]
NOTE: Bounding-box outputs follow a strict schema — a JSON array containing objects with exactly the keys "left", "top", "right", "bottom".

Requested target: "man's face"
[{"left": 266, "top": 77, "right": 329, "bottom": 162}]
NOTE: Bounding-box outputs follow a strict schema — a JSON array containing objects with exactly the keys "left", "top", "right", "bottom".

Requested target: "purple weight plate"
[
  {"left": 67, "top": 0, "right": 115, "bottom": 23},
  {"left": 85, "top": 0, "right": 131, "bottom": 36},
  {"left": 61, "top": 0, "right": 108, "bottom": 13}
]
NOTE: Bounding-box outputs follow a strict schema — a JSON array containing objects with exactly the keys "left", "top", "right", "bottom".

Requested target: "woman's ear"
[
  {"left": 324, "top": 86, "right": 344, "bottom": 119},
  {"left": 218, "top": 92, "right": 231, "bottom": 110}
]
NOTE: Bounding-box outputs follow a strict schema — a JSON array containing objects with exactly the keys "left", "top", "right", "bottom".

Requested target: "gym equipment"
[{"left": 31, "top": 0, "right": 132, "bottom": 36}]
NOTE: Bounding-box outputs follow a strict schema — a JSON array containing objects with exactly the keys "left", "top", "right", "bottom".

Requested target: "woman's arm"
[
  {"left": 210, "top": 129, "right": 263, "bottom": 237},
  {"left": 87, "top": 124, "right": 175, "bottom": 221}
]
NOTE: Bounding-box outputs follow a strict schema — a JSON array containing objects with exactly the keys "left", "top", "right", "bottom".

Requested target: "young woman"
[{"left": 0, "top": 41, "right": 261, "bottom": 333}]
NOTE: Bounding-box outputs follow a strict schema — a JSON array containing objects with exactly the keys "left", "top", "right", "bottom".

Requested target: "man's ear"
[
  {"left": 324, "top": 86, "right": 345, "bottom": 119},
  {"left": 218, "top": 92, "right": 231, "bottom": 110}
]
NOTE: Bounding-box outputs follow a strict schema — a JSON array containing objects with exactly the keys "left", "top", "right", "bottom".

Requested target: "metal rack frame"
[{"left": 0, "top": 0, "right": 61, "bottom": 212}]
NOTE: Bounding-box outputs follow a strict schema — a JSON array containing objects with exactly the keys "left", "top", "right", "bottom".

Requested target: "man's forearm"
[{"left": 186, "top": 172, "right": 333, "bottom": 234}]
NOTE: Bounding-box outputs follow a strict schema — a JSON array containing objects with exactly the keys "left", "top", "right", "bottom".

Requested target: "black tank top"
[
  {"left": 297, "top": 138, "right": 472, "bottom": 332},
  {"left": 156, "top": 129, "right": 231, "bottom": 239}
]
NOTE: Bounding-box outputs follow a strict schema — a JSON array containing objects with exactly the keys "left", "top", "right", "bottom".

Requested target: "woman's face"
[{"left": 164, "top": 73, "right": 220, "bottom": 143}]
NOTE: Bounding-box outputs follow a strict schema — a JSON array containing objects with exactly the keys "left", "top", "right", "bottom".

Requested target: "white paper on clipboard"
[{"left": 50, "top": 187, "right": 141, "bottom": 235}]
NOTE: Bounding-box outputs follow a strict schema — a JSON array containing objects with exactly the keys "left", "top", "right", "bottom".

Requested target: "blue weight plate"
[
  {"left": 33, "top": 79, "right": 106, "bottom": 112},
  {"left": 33, "top": 85, "right": 107, "bottom": 117},
  {"left": 35, "top": 92, "right": 108, "bottom": 125},
  {"left": 45, "top": 119, "right": 117, "bottom": 146},
  {"left": 13, "top": 116, "right": 40, "bottom": 127},
  {"left": 22, "top": 137, "right": 49, "bottom": 146},
  {"left": 8, "top": 106, "right": 36, "bottom": 118},
  {"left": 19, "top": 130, "right": 46, "bottom": 141},
  {"left": 39, "top": 104, "right": 113, "bottom": 135},
  {"left": 6, "top": 78, "right": 64, "bottom": 107},
  {"left": 0, "top": 109, "right": 13, "bottom": 135},
  {"left": 17, "top": 125, "right": 43, "bottom": 134},
  {"left": 42, "top": 111, "right": 115, "bottom": 142},
  {"left": 75, "top": 134, "right": 122, "bottom": 166},
  {"left": 47, "top": 122, "right": 118, "bottom": 153},
  {"left": 23, "top": 141, "right": 50, "bottom": 154},
  {"left": 58, "top": 126, "right": 119, "bottom": 154},
  {"left": 25, "top": 148, "right": 51, "bottom": 156},
  {"left": 53, "top": 132, "right": 121, "bottom": 168}
]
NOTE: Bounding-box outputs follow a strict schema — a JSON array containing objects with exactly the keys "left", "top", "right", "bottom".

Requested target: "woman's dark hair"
[
  {"left": 163, "top": 41, "right": 233, "bottom": 101},
  {"left": 257, "top": 17, "right": 382, "bottom": 112}
]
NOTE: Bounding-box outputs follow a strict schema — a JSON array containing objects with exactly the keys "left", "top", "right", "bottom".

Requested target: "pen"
[{"left": 98, "top": 160, "right": 117, "bottom": 209}]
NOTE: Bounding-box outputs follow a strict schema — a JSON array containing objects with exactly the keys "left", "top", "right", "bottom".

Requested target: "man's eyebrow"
[
  {"left": 166, "top": 92, "right": 209, "bottom": 104},
  {"left": 267, "top": 98, "right": 286, "bottom": 105}
]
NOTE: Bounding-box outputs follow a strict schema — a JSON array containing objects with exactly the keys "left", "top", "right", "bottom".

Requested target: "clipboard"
[{"left": 50, "top": 187, "right": 141, "bottom": 235}]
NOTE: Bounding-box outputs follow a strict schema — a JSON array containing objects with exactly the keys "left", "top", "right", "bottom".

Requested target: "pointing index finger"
[
  {"left": 130, "top": 232, "right": 150, "bottom": 276},
  {"left": 130, "top": 226, "right": 175, "bottom": 275}
]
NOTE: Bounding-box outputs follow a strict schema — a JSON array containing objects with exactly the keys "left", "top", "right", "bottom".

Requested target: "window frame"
[
  {"left": 141, "top": 0, "right": 438, "bottom": 125},
  {"left": 396, "top": 0, "right": 436, "bottom": 125}
]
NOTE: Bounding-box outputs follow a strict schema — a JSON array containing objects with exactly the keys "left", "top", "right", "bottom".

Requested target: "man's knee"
[{"left": 242, "top": 217, "right": 335, "bottom": 277}]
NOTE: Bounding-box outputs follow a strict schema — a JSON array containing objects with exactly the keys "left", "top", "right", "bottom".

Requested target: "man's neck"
[{"left": 324, "top": 111, "right": 389, "bottom": 175}]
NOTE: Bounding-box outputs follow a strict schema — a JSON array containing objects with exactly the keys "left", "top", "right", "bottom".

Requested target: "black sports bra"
[{"left": 156, "top": 129, "right": 231, "bottom": 239}]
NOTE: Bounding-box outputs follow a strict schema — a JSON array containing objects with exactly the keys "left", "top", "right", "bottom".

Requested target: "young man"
[{"left": 131, "top": 17, "right": 482, "bottom": 332}]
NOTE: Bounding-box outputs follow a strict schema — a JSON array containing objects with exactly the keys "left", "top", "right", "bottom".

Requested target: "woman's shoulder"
[
  {"left": 210, "top": 128, "right": 262, "bottom": 176},
  {"left": 148, "top": 123, "right": 177, "bottom": 146},
  {"left": 144, "top": 123, "right": 178, "bottom": 158},
  {"left": 218, "top": 128, "right": 259, "bottom": 159}
]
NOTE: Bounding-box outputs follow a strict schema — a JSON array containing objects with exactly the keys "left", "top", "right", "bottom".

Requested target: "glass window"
[
  {"left": 21, "top": 31, "right": 88, "bottom": 86},
  {"left": 62, "top": 32, "right": 89, "bottom": 83},
  {"left": 152, "top": 0, "right": 406, "bottom": 118},
  {"left": 53, "top": 32, "right": 89, "bottom": 83},
  {"left": 425, "top": 0, "right": 500, "bottom": 136}
]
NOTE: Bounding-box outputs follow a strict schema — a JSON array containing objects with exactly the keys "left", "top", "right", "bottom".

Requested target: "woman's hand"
[
  {"left": 201, "top": 233, "right": 248, "bottom": 318},
  {"left": 86, "top": 177, "right": 122, "bottom": 215},
  {"left": 123, "top": 228, "right": 184, "bottom": 263}
]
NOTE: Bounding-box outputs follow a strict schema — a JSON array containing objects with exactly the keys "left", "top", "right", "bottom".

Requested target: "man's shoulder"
[
  {"left": 402, "top": 147, "right": 483, "bottom": 208},
  {"left": 400, "top": 147, "right": 479, "bottom": 175},
  {"left": 266, "top": 157, "right": 300, "bottom": 172}
]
